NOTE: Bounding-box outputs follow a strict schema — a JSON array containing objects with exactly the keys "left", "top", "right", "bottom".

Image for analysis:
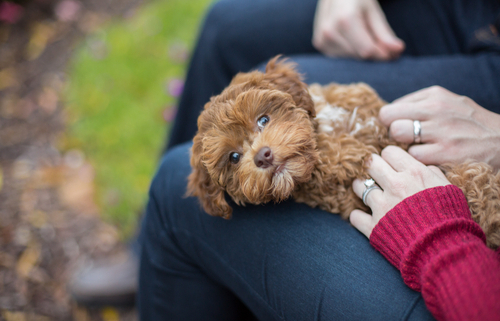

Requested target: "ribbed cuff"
[{"left": 369, "top": 185, "right": 486, "bottom": 290}]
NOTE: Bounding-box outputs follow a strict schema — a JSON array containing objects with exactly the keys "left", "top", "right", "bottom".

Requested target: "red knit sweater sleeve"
[{"left": 369, "top": 185, "right": 500, "bottom": 321}]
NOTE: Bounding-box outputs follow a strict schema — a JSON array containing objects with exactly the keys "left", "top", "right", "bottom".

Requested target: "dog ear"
[
  {"left": 187, "top": 132, "right": 233, "bottom": 219},
  {"left": 264, "top": 56, "right": 316, "bottom": 118}
]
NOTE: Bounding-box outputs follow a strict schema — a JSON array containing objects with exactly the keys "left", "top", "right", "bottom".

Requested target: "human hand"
[
  {"left": 379, "top": 86, "right": 500, "bottom": 169},
  {"left": 350, "top": 146, "right": 450, "bottom": 238},
  {"left": 312, "top": 0, "right": 405, "bottom": 60}
]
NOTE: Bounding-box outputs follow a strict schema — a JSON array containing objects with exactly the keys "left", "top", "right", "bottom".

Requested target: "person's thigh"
[
  {"left": 289, "top": 53, "right": 500, "bottom": 113},
  {"left": 139, "top": 143, "right": 434, "bottom": 321}
]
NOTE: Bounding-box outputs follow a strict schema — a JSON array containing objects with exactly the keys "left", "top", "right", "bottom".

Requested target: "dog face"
[{"left": 188, "top": 58, "right": 319, "bottom": 218}]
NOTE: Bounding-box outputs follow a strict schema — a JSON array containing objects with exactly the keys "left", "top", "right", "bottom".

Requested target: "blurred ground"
[{"left": 0, "top": 0, "right": 209, "bottom": 319}]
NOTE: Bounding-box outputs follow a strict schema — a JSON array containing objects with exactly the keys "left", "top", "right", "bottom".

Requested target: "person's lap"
[
  {"left": 140, "top": 0, "right": 500, "bottom": 319},
  {"left": 139, "top": 143, "right": 434, "bottom": 320},
  {"left": 141, "top": 53, "right": 500, "bottom": 318}
]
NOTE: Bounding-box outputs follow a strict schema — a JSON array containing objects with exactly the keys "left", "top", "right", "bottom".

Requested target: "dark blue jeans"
[
  {"left": 140, "top": 144, "right": 433, "bottom": 320},
  {"left": 140, "top": 0, "right": 500, "bottom": 319}
]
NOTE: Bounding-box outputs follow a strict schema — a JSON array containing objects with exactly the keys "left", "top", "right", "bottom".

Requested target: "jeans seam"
[{"left": 400, "top": 294, "right": 426, "bottom": 320}]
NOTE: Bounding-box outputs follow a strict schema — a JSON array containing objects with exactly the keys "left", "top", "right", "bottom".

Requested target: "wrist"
[
  {"left": 472, "top": 104, "right": 500, "bottom": 169},
  {"left": 369, "top": 185, "right": 485, "bottom": 289}
]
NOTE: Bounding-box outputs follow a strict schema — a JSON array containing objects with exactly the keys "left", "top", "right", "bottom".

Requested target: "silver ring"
[
  {"left": 413, "top": 120, "right": 422, "bottom": 144},
  {"left": 362, "top": 178, "right": 381, "bottom": 206}
]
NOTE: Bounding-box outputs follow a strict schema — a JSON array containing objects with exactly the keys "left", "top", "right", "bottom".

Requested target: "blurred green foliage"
[{"left": 64, "top": 0, "right": 212, "bottom": 238}]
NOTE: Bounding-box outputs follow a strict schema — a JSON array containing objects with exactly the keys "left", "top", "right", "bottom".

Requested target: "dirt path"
[{"left": 0, "top": 1, "right": 145, "bottom": 320}]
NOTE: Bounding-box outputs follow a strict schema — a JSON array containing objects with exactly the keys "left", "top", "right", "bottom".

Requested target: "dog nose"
[{"left": 254, "top": 147, "right": 274, "bottom": 168}]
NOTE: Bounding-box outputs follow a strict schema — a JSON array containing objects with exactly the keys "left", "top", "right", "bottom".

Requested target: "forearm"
[
  {"left": 419, "top": 236, "right": 500, "bottom": 320},
  {"left": 370, "top": 185, "right": 500, "bottom": 320}
]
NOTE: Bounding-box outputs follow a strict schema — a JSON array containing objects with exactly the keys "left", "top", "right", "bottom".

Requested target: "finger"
[
  {"left": 352, "top": 178, "right": 384, "bottom": 207},
  {"left": 349, "top": 209, "right": 374, "bottom": 238},
  {"left": 379, "top": 101, "right": 435, "bottom": 127},
  {"left": 388, "top": 119, "right": 414, "bottom": 144},
  {"left": 364, "top": 153, "right": 398, "bottom": 189},
  {"left": 380, "top": 145, "right": 427, "bottom": 172},
  {"left": 388, "top": 119, "right": 433, "bottom": 144},
  {"left": 318, "top": 27, "right": 357, "bottom": 58},
  {"left": 428, "top": 165, "right": 448, "bottom": 181},
  {"left": 366, "top": 8, "right": 405, "bottom": 56},
  {"left": 408, "top": 143, "right": 446, "bottom": 165},
  {"left": 339, "top": 13, "right": 388, "bottom": 60}
]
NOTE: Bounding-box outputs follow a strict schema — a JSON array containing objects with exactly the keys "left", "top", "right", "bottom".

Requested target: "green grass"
[{"left": 63, "top": 0, "right": 212, "bottom": 238}]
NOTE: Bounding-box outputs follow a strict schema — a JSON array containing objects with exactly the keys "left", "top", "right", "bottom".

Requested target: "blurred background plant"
[
  {"left": 0, "top": 0, "right": 211, "bottom": 319},
  {"left": 63, "top": 0, "right": 211, "bottom": 239}
]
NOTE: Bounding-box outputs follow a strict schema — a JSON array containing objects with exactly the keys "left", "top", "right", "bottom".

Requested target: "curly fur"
[{"left": 187, "top": 56, "right": 500, "bottom": 249}]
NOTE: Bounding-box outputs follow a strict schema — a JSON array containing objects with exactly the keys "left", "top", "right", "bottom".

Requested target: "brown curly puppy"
[{"left": 187, "top": 56, "right": 500, "bottom": 249}]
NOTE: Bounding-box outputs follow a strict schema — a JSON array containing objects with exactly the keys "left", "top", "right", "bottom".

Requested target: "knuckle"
[
  {"left": 408, "top": 166, "right": 425, "bottom": 179},
  {"left": 336, "top": 17, "right": 350, "bottom": 30},
  {"left": 458, "top": 94, "right": 473, "bottom": 106},
  {"left": 378, "top": 107, "right": 390, "bottom": 123},
  {"left": 322, "top": 29, "right": 337, "bottom": 42},
  {"left": 428, "top": 85, "right": 444, "bottom": 94}
]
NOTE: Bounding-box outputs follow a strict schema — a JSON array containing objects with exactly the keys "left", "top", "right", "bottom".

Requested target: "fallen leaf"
[
  {"left": 37, "top": 87, "right": 59, "bottom": 114},
  {"left": 26, "top": 210, "right": 48, "bottom": 229},
  {"left": 16, "top": 242, "right": 41, "bottom": 279},
  {"left": 32, "top": 166, "right": 64, "bottom": 188},
  {"left": 0, "top": 68, "right": 18, "bottom": 90},
  {"left": 25, "top": 22, "right": 57, "bottom": 61},
  {"left": 59, "top": 163, "right": 99, "bottom": 216},
  {"left": 100, "top": 307, "right": 120, "bottom": 321},
  {"left": 2, "top": 310, "right": 26, "bottom": 321}
]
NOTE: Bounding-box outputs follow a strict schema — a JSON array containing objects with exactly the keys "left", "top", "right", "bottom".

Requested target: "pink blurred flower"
[
  {"left": 0, "top": 2, "right": 24, "bottom": 24},
  {"left": 55, "top": 0, "right": 81, "bottom": 22},
  {"left": 167, "top": 78, "right": 184, "bottom": 97}
]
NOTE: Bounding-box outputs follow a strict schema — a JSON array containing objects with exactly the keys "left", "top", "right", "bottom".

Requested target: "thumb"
[{"left": 349, "top": 209, "right": 374, "bottom": 238}]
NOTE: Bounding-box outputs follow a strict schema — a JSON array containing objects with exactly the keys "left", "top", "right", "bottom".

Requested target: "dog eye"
[
  {"left": 229, "top": 152, "right": 241, "bottom": 164},
  {"left": 257, "top": 115, "right": 270, "bottom": 129}
]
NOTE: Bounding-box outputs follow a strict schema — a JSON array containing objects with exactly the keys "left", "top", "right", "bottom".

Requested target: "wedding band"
[
  {"left": 413, "top": 120, "right": 422, "bottom": 144},
  {"left": 362, "top": 178, "right": 381, "bottom": 206}
]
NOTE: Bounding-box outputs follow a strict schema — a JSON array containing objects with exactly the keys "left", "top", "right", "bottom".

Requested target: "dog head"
[{"left": 187, "top": 57, "right": 319, "bottom": 218}]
